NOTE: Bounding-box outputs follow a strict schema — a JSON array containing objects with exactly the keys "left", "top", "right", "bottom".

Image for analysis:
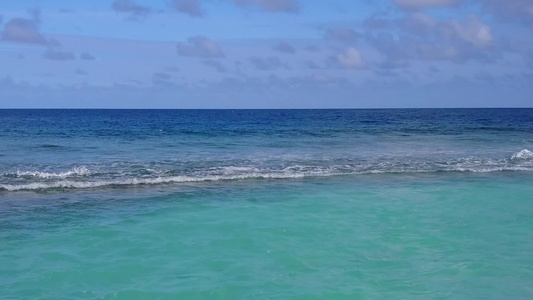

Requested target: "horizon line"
[{"left": 0, "top": 107, "right": 532, "bottom": 110}]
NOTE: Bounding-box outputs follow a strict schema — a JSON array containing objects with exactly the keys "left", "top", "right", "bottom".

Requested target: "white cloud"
[
  {"left": 450, "top": 16, "right": 492, "bottom": 48},
  {"left": 176, "top": 36, "right": 224, "bottom": 58},
  {"left": 1, "top": 18, "right": 48, "bottom": 45},
  {"left": 43, "top": 50, "right": 76, "bottom": 61},
  {"left": 273, "top": 41, "right": 296, "bottom": 54},
  {"left": 80, "top": 53, "right": 95, "bottom": 60},
  {"left": 112, "top": 0, "right": 152, "bottom": 18},
  {"left": 336, "top": 48, "right": 366, "bottom": 69},
  {"left": 172, "top": 0, "right": 204, "bottom": 17},
  {"left": 235, "top": 0, "right": 299, "bottom": 13},
  {"left": 392, "top": 0, "right": 459, "bottom": 9},
  {"left": 204, "top": 60, "right": 226, "bottom": 73},
  {"left": 484, "top": 0, "right": 533, "bottom": 24},
  {"left": 365, "top": 13, "right": 495, "bottom": 67}
]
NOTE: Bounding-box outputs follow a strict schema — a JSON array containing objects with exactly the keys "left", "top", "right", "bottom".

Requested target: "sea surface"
[{"left": 1, "top": 109, "right": 533, "bottom": 299}]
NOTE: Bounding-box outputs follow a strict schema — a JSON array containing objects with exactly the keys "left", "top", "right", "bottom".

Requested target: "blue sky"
[{"left": 0, "top": 0, "right": 532, "bottom": 108}]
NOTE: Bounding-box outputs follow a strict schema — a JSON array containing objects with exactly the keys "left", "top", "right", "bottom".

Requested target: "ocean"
[{"left": 1, "top": 109, "right": 532, "bottom": 299}]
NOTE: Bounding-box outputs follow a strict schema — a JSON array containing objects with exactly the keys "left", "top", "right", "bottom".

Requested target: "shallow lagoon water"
[{"left": 2, "top": 174, "right": 533, "bottom": 299}]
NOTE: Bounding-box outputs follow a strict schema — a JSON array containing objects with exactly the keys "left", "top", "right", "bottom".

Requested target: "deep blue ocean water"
[{"left": 1, "top": 109, "right": 533, "bottom": 299}]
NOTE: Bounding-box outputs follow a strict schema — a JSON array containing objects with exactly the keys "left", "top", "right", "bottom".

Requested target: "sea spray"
[{"left": 511, "top": 149, "right": 533, "bottom": 160}]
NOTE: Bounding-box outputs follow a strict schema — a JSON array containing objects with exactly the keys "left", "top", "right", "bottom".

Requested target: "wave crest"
[
  {"left": 0, "top": 173, "right": 308, "bottom": 191},
  {"left": 511, "top": 149, "right": 533, "bottom": 160},
  {"left": 1, "top": 166, "right": 532, "bottom": 192},
  {"left": 15, "top": 166, "right": 91, "bottom": 179},
  {"left": 2, "top": 150, "right": 532, "bottom": 192}
]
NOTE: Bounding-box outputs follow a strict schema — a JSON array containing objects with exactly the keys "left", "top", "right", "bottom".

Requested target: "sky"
[{"left": 0, "top": 0, "right": 532, "bottom": 108}]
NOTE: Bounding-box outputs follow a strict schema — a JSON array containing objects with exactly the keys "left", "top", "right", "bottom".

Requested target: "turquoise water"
[
  {"left": 2, "top": 175, "right": 533, "bottom": 299},
  {"left": 1, "top": 109, "right": 533, "bottom": 298}
]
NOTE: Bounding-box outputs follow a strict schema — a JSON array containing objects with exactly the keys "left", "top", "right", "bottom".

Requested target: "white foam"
[
  {"left": 219, "top": 166, "right": 259, "bottom": 174},
  {"left": 3, "top": 154, "right": 533, "bottom": 192},
  {"left": 15, "top": 166, "right": 91, "bottom": 179},
  {"left": 511, "top": 149, "right": 533, "bottom": 160},
  {"left": 0, "top": 172, "right": 310, "bottom": 191},
  {"left": 2, "top": 164, "right": 533, "bottom": 192}
]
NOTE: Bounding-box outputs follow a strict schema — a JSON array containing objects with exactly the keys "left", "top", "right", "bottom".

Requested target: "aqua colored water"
[{"left": 1, "top": 109, "right": 533, "bottom": 299}]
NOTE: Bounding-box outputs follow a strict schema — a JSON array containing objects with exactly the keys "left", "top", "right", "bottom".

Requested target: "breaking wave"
[
  {"left": 511, "top": 149, "right": 533, "bottom": 160},
  {"left": 14, "top": 166, "right": 91, "bottom": 179},
  {"left": 1, "top": 150, "right": 532, "bottom": 192}
]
